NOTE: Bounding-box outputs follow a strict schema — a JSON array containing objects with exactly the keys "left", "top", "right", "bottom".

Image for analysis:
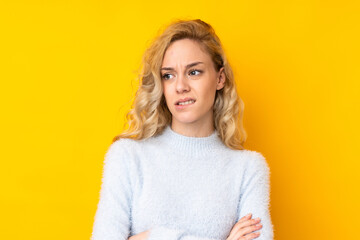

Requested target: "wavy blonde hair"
[{"left": 113, "top": 19, "right": 247, "bottom": 150}]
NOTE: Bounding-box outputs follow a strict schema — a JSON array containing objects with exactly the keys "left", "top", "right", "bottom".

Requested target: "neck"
[
  {"left": 171, "top": 114, "right": 215, "bottom": 137},
  {"left": 155, "top": 124, "right": 226, "bottom": 158}
]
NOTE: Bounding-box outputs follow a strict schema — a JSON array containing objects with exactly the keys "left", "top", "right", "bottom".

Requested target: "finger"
[
  {"left": 237, "top": 217, "right": 261, "bottom": 229},
  {"left": 238, "top": 213, "right": 252, "bottom": 223},
  {"left": 230, "top": 217, "right": 261, "bottom": 238},
  {"left": 231, "top": 223, "right": 262, "bottom": 240},
  {"left": 241, "top": 231, "right": 261, "bottom": 240},
  {"left": 227, "top": 214, "right": 253, "bottom": 239}
]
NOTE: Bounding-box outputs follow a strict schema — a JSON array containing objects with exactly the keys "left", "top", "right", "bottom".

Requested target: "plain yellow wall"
[{"left": 1, "top": 0, "right": 359, "bottom": 239}]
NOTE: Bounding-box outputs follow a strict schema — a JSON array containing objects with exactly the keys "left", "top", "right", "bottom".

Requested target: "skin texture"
[
  {"left": 226, "top": 213, "right": 263, "bottom": 240},
  {"left": 128, "top": 39, "right": 262, "bottom": 240},
  {"left": 160, "top": 38, "right": 225, "bottom": 137},
  {"left": 128, "top": 230, "right": 150, "bottom": 240}
]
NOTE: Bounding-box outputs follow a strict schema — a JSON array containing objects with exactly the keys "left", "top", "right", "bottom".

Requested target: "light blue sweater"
[{"left": 91, "top": 125, "right": 274, "bottom": 240}]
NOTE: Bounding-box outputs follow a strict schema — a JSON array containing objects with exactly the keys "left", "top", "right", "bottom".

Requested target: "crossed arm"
[{"left": 91, "top": 142, "right": 273, "bottom": 240}]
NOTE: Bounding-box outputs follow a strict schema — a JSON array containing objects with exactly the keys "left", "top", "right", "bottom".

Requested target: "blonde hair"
[{"left": 113, "top": 19, "right": 247, "bottom": 150}]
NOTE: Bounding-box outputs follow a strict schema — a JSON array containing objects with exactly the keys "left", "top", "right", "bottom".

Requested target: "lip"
[
  {"left": 174, "top": 97, "right": 196, "bottom": 105},
  {"left": 174, "top": 97, "right": 196, "bottom": 109}
]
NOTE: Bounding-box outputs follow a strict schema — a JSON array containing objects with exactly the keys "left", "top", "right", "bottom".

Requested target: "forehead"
[{"left": 162, "top": 39, "right": 211, "bottom": 67}]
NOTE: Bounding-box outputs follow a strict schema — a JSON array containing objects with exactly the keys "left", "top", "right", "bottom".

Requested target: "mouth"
[
  {"left": 175, "top": 99, "right": 195, "bottom": 106},
  {"left": 175, "top": 98, "right": 196, "bottom": 110}
]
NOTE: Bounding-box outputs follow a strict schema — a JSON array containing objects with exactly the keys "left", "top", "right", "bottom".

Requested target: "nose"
[{"left": 175, "top": 73, "right": 190, "bottom": 94}]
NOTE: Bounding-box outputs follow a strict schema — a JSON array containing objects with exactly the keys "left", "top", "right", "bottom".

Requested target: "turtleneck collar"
[{"left": 155, "top": 125, "right": 226, "bottom": 158}]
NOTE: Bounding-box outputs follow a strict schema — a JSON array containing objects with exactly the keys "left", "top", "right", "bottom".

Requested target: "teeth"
[{"left": 178, "top": 100, "right": 195, "bottom": 106}]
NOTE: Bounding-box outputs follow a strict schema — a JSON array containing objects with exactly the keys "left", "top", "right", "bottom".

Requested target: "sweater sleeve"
[
  {"left": 236, "top": 152, "right": 274, "bottom": 240},
  {"left": 91, "top": 140, "right": 132, "bottom": 240},
  {"left": 147, "top": 226, "right": 221, "bottom": 240}
]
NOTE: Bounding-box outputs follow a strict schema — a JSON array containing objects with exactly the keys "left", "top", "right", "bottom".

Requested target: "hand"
[
  {"left": 128, "top": 230, "right": 150, "bottom": 240},
  {"left": 226, "top": 213, "right": 262, "bottom": 240}
]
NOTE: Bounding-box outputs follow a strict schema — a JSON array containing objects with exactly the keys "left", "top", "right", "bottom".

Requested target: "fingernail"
[{"left": 246, "top": 213, "right": 252, "bottom": 217}]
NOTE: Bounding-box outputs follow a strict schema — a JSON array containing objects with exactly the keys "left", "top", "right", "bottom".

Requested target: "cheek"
[{"left": 197, "top": 82, "right": 217, "bottom": 101}]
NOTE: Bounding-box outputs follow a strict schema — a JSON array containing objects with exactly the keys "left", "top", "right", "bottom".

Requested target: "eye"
[
  {"left": 189, "top": 69, "right": 202, "bottom": 76},
  {"left": 161, "top": 73, "right": 174, "bottom": 80}
]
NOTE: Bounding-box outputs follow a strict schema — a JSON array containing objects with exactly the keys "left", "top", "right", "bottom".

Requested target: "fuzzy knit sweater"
[{"left": 91, "top": 125, "right": 274, "bottom": 240}]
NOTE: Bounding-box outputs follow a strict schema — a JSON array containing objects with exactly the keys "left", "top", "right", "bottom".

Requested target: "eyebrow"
[{"left": 160, "top": 61, "right": 204, "bottom": 71}]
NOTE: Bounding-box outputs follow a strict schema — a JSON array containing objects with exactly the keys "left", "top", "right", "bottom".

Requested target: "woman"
[{"left": 91, "top": 19, "right": 274, "bottom": 240}]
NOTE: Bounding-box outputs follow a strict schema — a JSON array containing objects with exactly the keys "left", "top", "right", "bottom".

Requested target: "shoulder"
[
  {"left": 244, "top": 150, "right": 271, "bottom": 179},
  {"left": 103, "top": 138, "right": 141, "bottom": 167},
  {"left": 229, "top": 149, "right": 270, "bottom": 174},
  {"left": 106, "top": 138, "right": 137, "bottom": 153},
  {"left": 225, "top": 148, "right": 266, "bottom": 162},
  {"left": 104, "top": 137, "right": 156, "bottom": 164},
  {"left": 106, "top": 137, "right": 151, "bottom": 155}
]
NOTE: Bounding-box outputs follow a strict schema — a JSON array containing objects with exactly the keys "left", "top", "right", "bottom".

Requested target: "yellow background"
[{"left": 1, "top": 0, "right": 359, "bottom": 239}]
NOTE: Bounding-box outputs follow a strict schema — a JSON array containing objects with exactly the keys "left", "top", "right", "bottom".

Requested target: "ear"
[{"left": 216, "top": 67, "right": 226, "bottom": 90}]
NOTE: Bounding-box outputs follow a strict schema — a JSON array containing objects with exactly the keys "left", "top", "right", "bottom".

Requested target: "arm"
[
  {"left": 147, "top": 226, "right": 221, "bottom": 240},
  {"left": 147, "top": 153, "right": 274, "bottom": 240},
  {"left": 236, "top": 152, "right": 274, "bottom": 240},
  {"left": 91, "top": 140, "right": 132, "bottom": 240}
]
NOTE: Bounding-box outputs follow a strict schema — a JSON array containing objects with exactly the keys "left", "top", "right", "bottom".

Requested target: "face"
[{"left": 160, "top": 38, "right": 225, "bottom": 130}]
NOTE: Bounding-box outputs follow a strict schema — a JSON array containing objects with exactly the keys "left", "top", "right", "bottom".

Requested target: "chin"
[{"left": 172, "top": 116, "right": 199, "bottom": 124}]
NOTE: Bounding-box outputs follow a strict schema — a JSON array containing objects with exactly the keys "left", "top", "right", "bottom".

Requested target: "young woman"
[{"left": 91, "top": 19, "right": 274, "bottom": 240}]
